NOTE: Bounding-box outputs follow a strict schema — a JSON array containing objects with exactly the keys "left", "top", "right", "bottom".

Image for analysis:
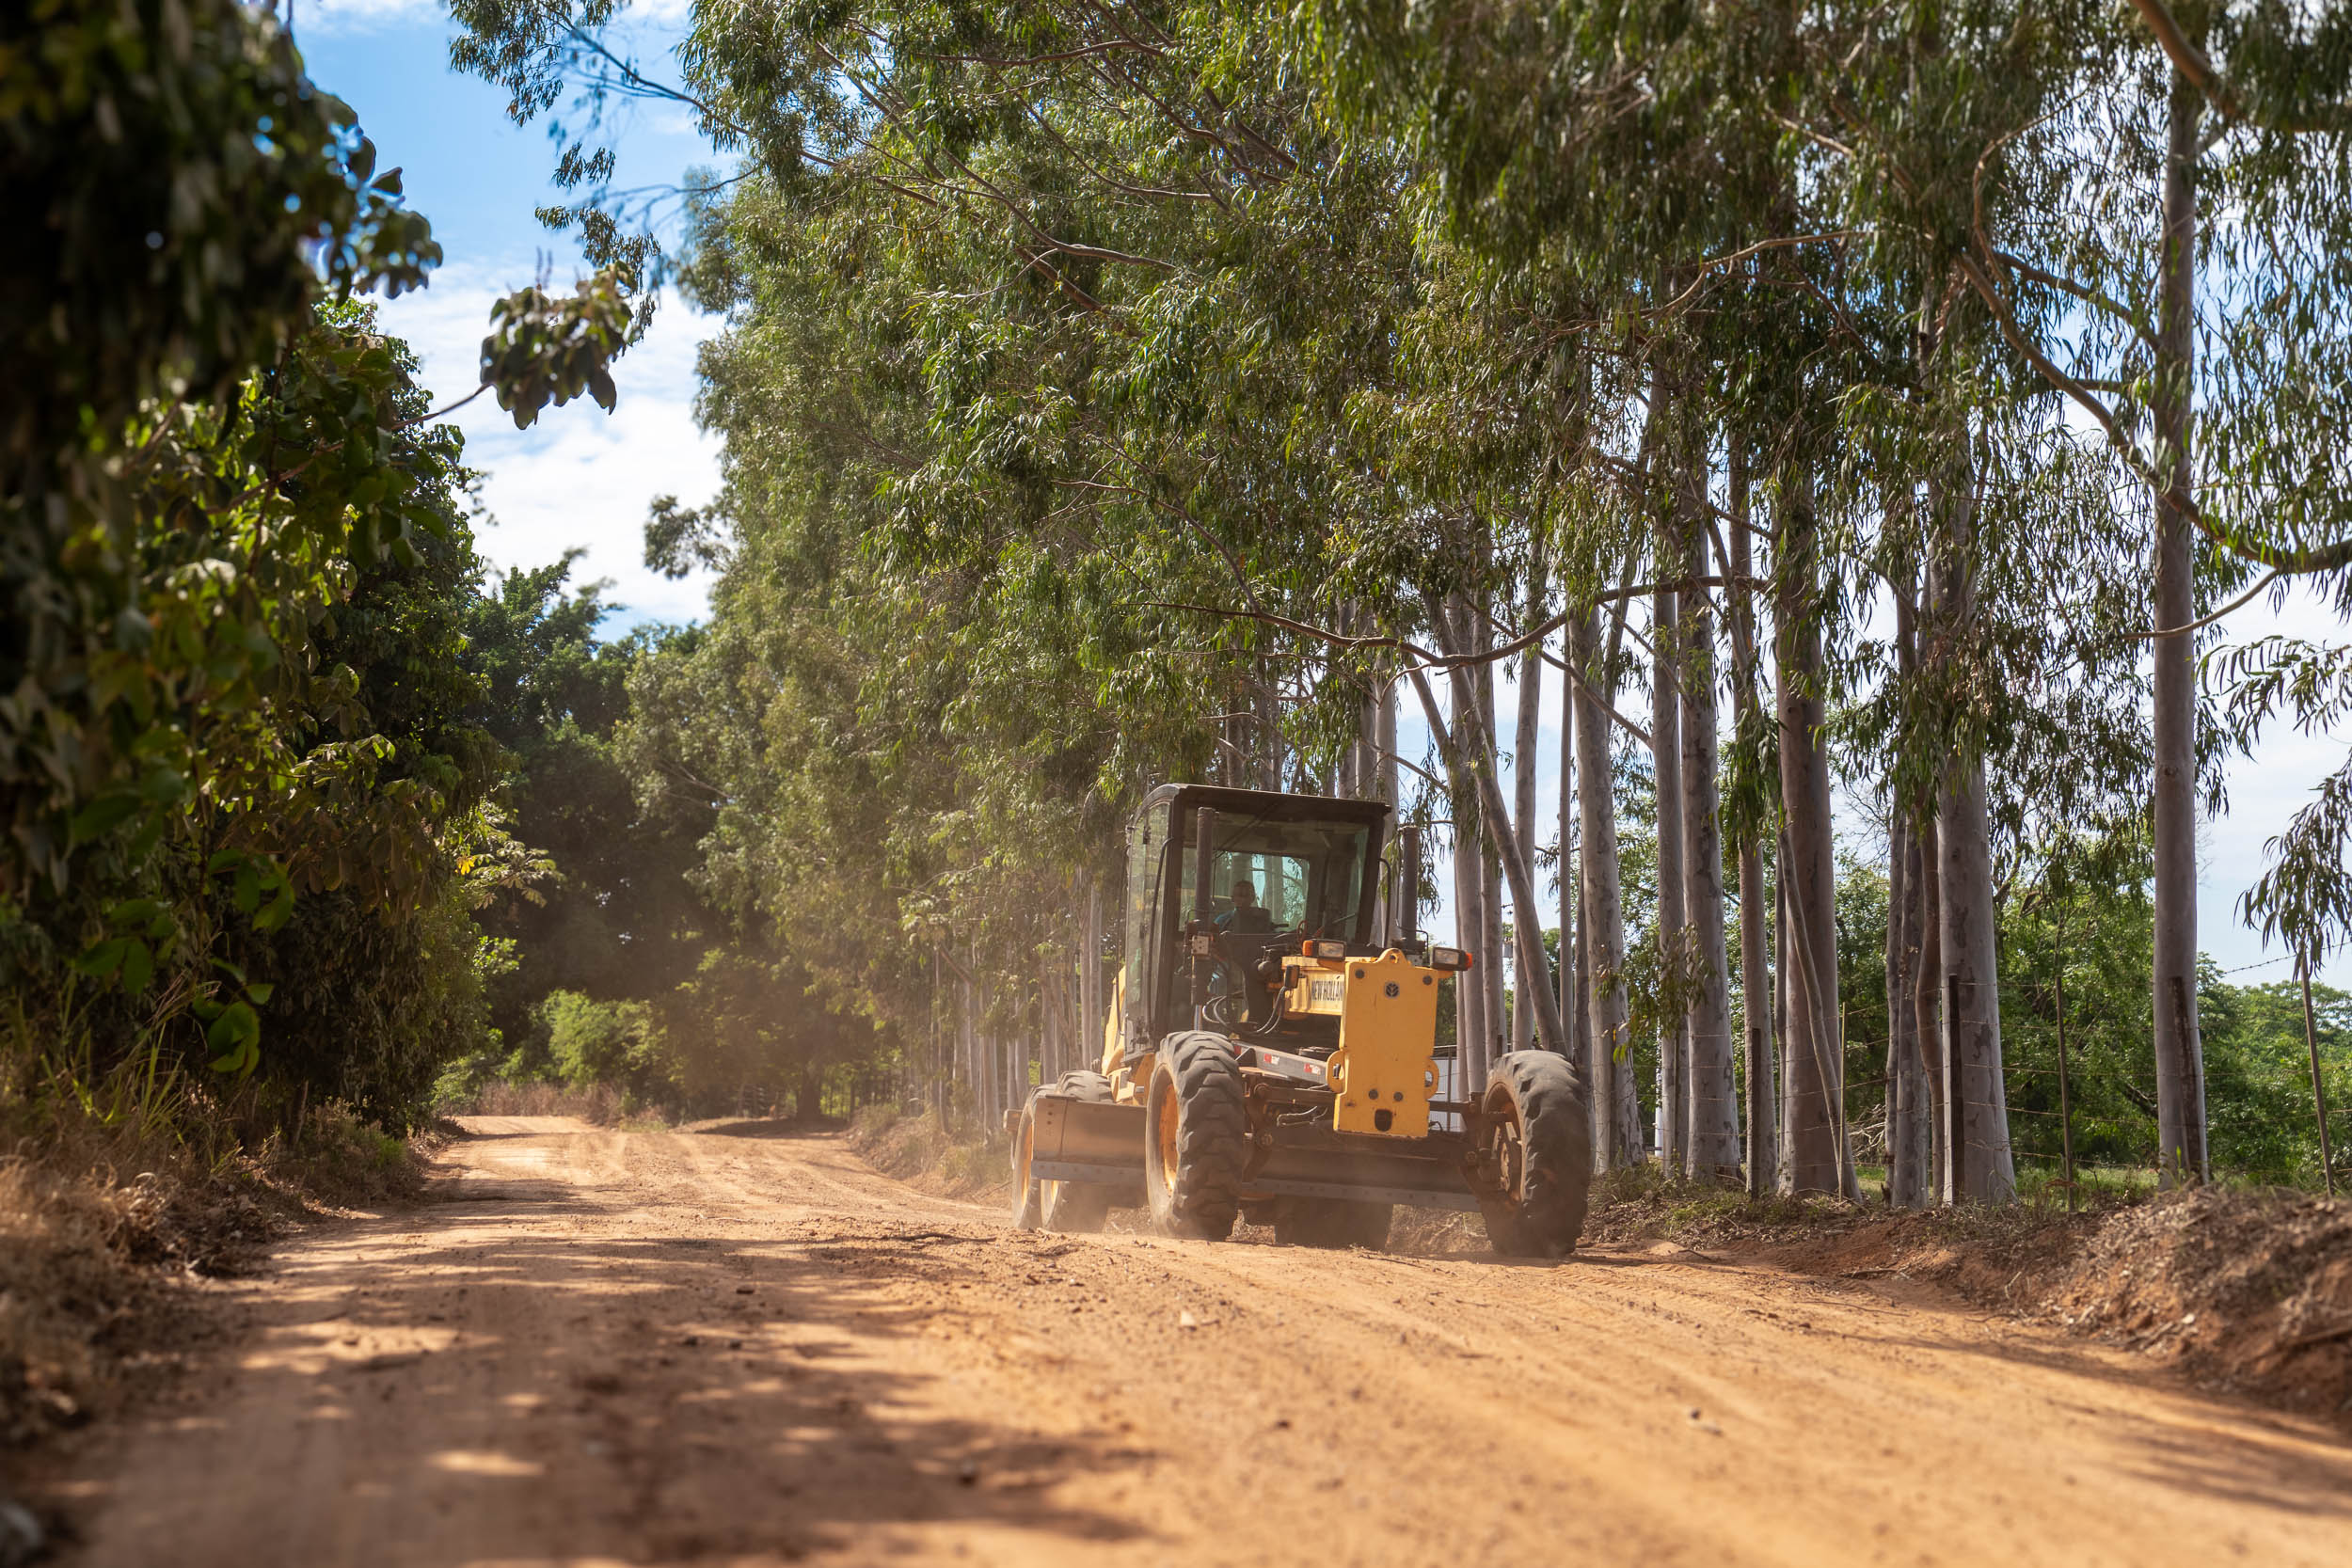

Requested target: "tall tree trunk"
[
  {"left": 1677, "top": 492, "right": 1739, "bottom": 1178},
  {"left": 2153, "top": 57, "right": 2209, "bottom": 1188},
  {"left": 1478, "top": 617, "right": 1509, "bottom": 1068},
  {"left": 1939, "top": 762, "right": 2013, "bottom": 1201},
  {"left": 1775, "top": 467, "right": 1851, "bottom": 1196},
  {"left": 1454, "top": 808, "right": 1487, "bottom": 1094},
  {"left": 1084, "top": 882, "right": 1104, "bottom": 1076},
  {"left": 1727, "top": 436, "right": 1775, "bottom": 1194},
  {"left": 1573, "top": 606, "right": 1629, "bottom": 1167},
  {"left": 1474, "top": 530, "right": 1507, "bottom": 1068},
  {"left": 1884, "top": 814, "right": 1925, "bottom": 1206},
  {"left": 1042, "top": 954, "right": 1060, "bottom": 1086},
  {"left": 1514, "top": 551, "right": 1546, "bottom": 1053},
  {"left": 1372, "top": 670, "right": 1399, "bottom": 939},
  {"left": 1652, "top": 578, "right": 1686, "bottom": 1169},
  {"left": 958, "top": 969, "right": 976, "bottom": 1132},
  {"left": 1447, "top": 596, "right": 1489, "bottom": 1097},
  {"left": 1378, "top": 676, "right": 1399, "bottom": 808},
  {"left": 1775, "top": 865, "right": 1795, "bottom": 1193},
  {"left": 1560, "top": 600, "right": 1581, "bottom": 1071},
  {"left": 1887, "top": 578, "right": 1933, "bottom": 1208},
  {"left": 1912, "top": 808, "right": 1946, "bottom": 1195},
  {"left": 1927, "top": 451, "right": 2017, "bottom": 1203}
]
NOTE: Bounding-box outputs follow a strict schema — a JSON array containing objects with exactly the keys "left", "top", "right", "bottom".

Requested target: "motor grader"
[{"left": 1011, "top": 783, "right": 1592, "bottom": 1256}]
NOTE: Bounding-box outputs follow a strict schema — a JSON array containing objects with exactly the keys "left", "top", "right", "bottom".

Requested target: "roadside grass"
[
  {"left": 0, "top": 1007, "right": 426, "bottom": 1450},
  {"left": 848, "top": 1102, "right": 1009, "bottom": 1201},
  {"left": 437, "top": 1078, "right": 631, "bottom": 1125}
]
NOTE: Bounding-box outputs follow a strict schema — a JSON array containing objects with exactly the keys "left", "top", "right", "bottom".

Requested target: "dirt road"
[{"left": 38, "top": 1117, "right": 2352, "bottom": 1566}]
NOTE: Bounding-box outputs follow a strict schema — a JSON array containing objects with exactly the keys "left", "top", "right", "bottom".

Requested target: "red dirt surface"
[{"left": 23, "top": 1117, "right": 2352, "bottom": 1566}]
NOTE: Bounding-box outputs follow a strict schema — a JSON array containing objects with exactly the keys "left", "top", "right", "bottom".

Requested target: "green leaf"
[
  {"left": 72, "top": 938, "right": 129, "bottom": 980},
  {"left": 244, "top": 982, "right": 275, "bottom": 1006},
  {"left": 206, "top": 1000, "right": 260, "bottom": 1057},
  {"left": 255, "top": 879, "right": 295, "bottom": 932},
  {"left": 69, "top": 795, "right": 142, "bottom": 847}
]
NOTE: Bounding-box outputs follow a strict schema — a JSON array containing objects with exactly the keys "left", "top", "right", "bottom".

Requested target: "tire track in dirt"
[{"left": 31, "top": 1117, "right": 2352, "bottom": 1567}]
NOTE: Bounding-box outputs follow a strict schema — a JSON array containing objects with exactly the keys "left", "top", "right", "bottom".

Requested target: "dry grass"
[
  {"left": 847, "top": 1104, "right": 1009, "bottom": 1200},
  {"left": 0, "top": 1030, "right": 431, "bottom": 1452},
  {"left": 439, "top": 1079, "right": 628, "bottom": 1124},
  {"left": 2038, "top": 1187, "right": 2352, "bottom": 1418}
]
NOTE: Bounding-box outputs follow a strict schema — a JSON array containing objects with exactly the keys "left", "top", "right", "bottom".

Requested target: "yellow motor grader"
[{"left": 1011, "top": 784, "right": 1591, "bottom": 1255}]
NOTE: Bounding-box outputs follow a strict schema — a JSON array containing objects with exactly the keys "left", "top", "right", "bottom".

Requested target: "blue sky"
[
  {"left": 297, "top": 0, "right": 2352, "bottom": 985},
  {"left": 301, "top": 0, "right": 721, "bottom": 626}
]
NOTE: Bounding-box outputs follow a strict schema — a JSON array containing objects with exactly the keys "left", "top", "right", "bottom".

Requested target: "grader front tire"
[
  {"left": 1475, "top": 1050, "right": 1594, "bottom": 1259},
  {"left": 1143, "top": 1033, "right": 1249, "bottom": 1241}
]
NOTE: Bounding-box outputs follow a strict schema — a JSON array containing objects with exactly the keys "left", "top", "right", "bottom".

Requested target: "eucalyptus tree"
[
  {"left": 1826, "top": 0, "right": 2352, "bottom": 1186},
  {"left": 1302, "top": 0, "right": 1889, "bottom": 1187}
]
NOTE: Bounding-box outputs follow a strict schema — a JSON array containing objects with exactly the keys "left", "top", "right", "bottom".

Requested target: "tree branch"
[{"left": 2124, "top": 0, "right": 2352, "bottom": 133}]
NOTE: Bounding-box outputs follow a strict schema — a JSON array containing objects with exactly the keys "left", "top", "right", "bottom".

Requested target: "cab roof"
[{"left": 1136, "top": 783, "right": 1392, "bottom": 829}]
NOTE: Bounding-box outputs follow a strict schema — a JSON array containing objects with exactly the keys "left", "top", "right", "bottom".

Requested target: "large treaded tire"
[
  {"left": 1010, "top": 1094, "right": 1046, "bottom": 1230},
  {"left": 1041, "top": 1070, "right": 1117, "bottom": 1233},
  {"left": 1272, "top": 1196, "right": 1392, "bottom": 1251},
  {"left": 1474, "top": 1050, "right": 1594, "bottom": 1259},
  {"left": 1144, "top": 1033, "right": 1249, "bottom": 1241}
]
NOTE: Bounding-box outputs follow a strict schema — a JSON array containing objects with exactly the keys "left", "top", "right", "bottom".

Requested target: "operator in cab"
[{"left": 1217, "top": 879, "right": 1276, "bottom": 935}]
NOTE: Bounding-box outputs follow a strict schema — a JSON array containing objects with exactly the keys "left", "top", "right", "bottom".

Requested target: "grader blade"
[{"left": 1025, "top": 1091, "right": 1146, "bottom": 1184}]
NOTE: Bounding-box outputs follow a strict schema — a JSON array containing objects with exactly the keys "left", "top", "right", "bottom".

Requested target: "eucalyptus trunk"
[
  {"left": 1774, "top": 468, "right": 1849, "bottom": 1196},
  {"left": 1913, "top": 807, "right": 1946, "bottom": 1194},
  {"left": 1573, "top": 606, "right": 1630, "bottom": 1168},
  {"left": 1480, "top": 649, "right": 1509, "bottom": 1069},
  {"left": 1454, "top": 807, "right": 1488, "bottom": 1095},
  {"left": 1084, "top": 882, "right": 1104, "bottom": 1075},
  {"left": 1677, "top": 499, "right": 1739, "bottom": 1178},
  {"left": 1652, "top": 579, "right": 1686, "bottom": 1168},
  {"left": 1513, "top": 556, "right": 1545, "bottom": 1053},
  {"left": 1928, "top": 458, "right": 2016, "bottom": 1204},
  {"left": 1560, "top": 611, "right": 1581, "bottom": 1071},
  {"left": 1775, "top": 867, "right": 1795, "bottom": 1192},
  {"left": 1887, "top": 579, "right": 1933, "bottom": 1208},
  {"left": 2152, "top": 60, "right": 2209, "bottom": 1188},
  {"left": 1727, "top": 443, "right": 1775, "bottom": 1193},
  {"left": 1445, "top": 597, "right": 1488, "bottom": 1093},
  {"left": 1884, "top": 814, "right": 1931, "bottom": 1208}
]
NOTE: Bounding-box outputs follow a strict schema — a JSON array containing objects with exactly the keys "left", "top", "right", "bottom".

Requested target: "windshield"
[{"left": 1177, "top": 816, "right": 1373, "bottom": 940}]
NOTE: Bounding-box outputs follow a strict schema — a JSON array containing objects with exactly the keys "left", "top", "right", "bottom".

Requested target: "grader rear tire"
[
  {"left": 1040, "top": 1070, "right": 1116, "bottom": 1233},
  {"left": 1474, "top": 1050, "right": 1594, "bottom": 1258},
  {"left": 1272, "top": 1196, "right": 1392, "bottom": 1251},
  {"left": 1143, "top": 1033, "right": 1248, "bottom": 1241}
]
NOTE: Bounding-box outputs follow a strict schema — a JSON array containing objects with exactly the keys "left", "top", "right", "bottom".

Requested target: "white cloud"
[
  {"left": 295, "top": 0, "right": 695, "bottom": 36},
  {"left": 292, "top": 0, "right": 440, "bottom": 34},
  {"left": 374, "top": 256, "right": 721, "bottom": 629}
]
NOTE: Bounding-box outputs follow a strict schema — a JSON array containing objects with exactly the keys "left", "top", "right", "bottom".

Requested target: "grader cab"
[{"left": 1011, "top": 784, "right": 1592, "bottom": 1256}]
